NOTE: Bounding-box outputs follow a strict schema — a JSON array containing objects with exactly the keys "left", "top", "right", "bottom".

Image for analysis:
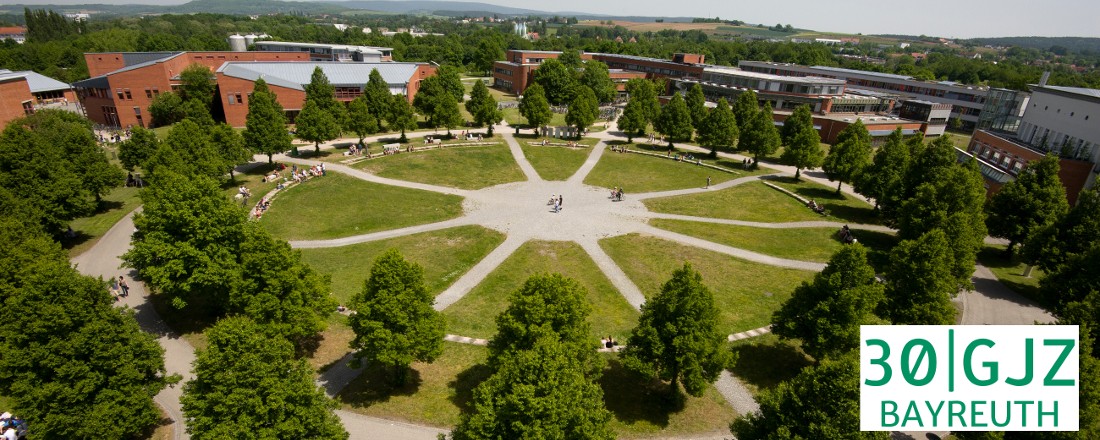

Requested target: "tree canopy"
[
  {"left": 296, "top": 99, "right": 341, "bottom": 153},
  {"left": 243, "top": 78, "right": 292, "bottom": 163},
  {"left": 346, "top": 93, "right": 380, "bottom": 146},
  {"left": 488, "top": 273, "right": 597, "bottom": 370},
  {"left": 532, "top": 58, "right": 577, "bottom": 105},
  {"left": 625, "top": 78, "right": 661, "bottom": 127},
  {"left": 179, "top": 63, "right": 217, "bottom": 105},
  {"left": 1023, "top": 187, "right": 1100, "bottom": 275},
  {"left": 518, "top": 83, "right": 551, "bottom": 130},
  {"left": 414, "top": 75, "right": 464, "bottom": 133},
  {"left": 465, "top": 80, "right": 503, "bottom": 135},
  {"left": 119, "top": 125, "right": 160, "bottom": 171},
  {"left": 363, "top": 68, "right": 393, "bottom": 127},
  {"left": 772, "top": 244, "right": 885, "bottom": 360},
  {"left": 565, "top": 86, "right": 600, "bottom": 133},
  {"left": 986, "top": 155, "right": 1069, "bottom": 255},
  {"left": 387, "top": 93, "right": 419, "bottom": 143},
  {"left": 739, "top": 102, "right": 781, "bottom": 167},
  {"left": 779, "top": 105, "right": 823, "bottom": 180},
  {"left": 621, "top": 263, "right": 731, "bottom": 397},
  {"left": 182, "top": 317, "right": 348, "bottom": 440},
  {"left": 732, "top": 90, "right": 760, "bottom": 135},
  {"left": 854, "top": 128, "right": 910, "bottom": 211},
  {"left": 697, "top": 97, "right": 738, "bottom": 156},
  {"left": 579, "top": 60, "right": 616, "bottom": 104},
  {"left": 822, "top": 120, "right": 872, "bottom": 194},
  {"left": 654, "top": 92, "right": 693, "bottom": 145},
  {"left": 685, "top": 83, "right": 708, "bottom": 134},
  {"left": 349, "top": 250, "right": 445, "bottom": 385},
  {"left": 882, "top": 229, "right": 959, "bottom": 325}
]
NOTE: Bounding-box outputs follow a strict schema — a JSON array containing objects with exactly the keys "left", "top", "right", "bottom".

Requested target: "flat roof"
[
  {"left": 254, "top": 41, "right": 393, "bottom": 54},
  {"left": 702, "top": 65, "right": 844, "bottom": 85},
  {"left": 590, "top": 52, "right": 696, "bottom": 67},
  {"left": 217, "top": 61, "right": 423, "bottom": 91},
  {"left": 1031, "top": 84, "right": 1100, "bottom": 102}
]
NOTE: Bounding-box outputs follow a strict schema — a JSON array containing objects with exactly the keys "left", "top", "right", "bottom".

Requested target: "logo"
[{"left": 860, "top": 325, "right": 1079, "bottom": 431}]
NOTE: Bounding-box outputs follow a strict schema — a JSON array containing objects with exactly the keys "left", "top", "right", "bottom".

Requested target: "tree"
[
  {"left": 739, "top": 102, "right": 781, "bottom": 167},
  {"left": 182, "top": 317, "right": 348, "bottom": 440},
  {"left": 896, "top": 160, "right": 988, "bottom": 287},
  {"left": 987, "top": 155, "right": 1069, "bottom": 255},
  {"left": 296, "top": 99, "right": 341, "bottom": 154},
  {"left": 147, "top": 91, "right": 185, "bottom": 127},
  {"left": 772, "top": 244, "right": 886, "bottom": 360},
  {"left": 23, "top": 110, "right": 122, "bottom": 203},
  {"left": 349, "top": 250, "right": 445, "bottom": 386},
  {"left": 119, "top": 126, "right": 160, "bottom": 170},
  {"left": 1022, "top": 188, "right": 1100, "bottom": 274},
  {"left": 451, "top": 336, "right": 614, "bottom": 440},
  {"left": 414, "top": 76, "right": 463, "bottom": 134},
  {"left": 732, "top": 90, "right": 760, "bottom": 135},
  {"left": 304, "top": 66, "right": 346, "bottom": 129},
  {"left": 472, "top": 39, "right": 504, "bottom": 75},
  {"left": 488, "top": 273, "right": 596, "bottom": 370},
  {"left": 579, "top": 60, "right": 616, "bottom": 104},
  {"left": 621, "top": 263, "right": 731, "bottom": 397},
  {"left": 625, "top": 78, "right": 661, "bottom": 125},
  {"left": 162, "top": 119, "right": 226, "bottom": 180},
  {"left": 388, "top": 93, "right": 419, "bottom": 143},
  {"left": 0, "top": 118, "right": 95, "bottom": 233},
  {"left": 902, "top": 136, "right": 958, "bottom": 204},
  {"left": 780, "top": 105, "right": 823, "bottom": 180},
  {"left": 685, "top": 83, "right": 707, "bottom": 134},
  {"left": 518, "top": 83, "right": 551, "bottom": 131},
  {"left": 345, "top": 94, "right": 380, "bottom": 146},
  {"left": 854, "top": 128, "right": 910, "bottom": 212},
  {"left": 532, "top": 58, "right": 577, "bottom": 105},
  {"left": 617, "top": 98, "right": 647, "bottom": 142},
  {"left": 179, "top": 63, "right": 216, "bottom": 105},
  {"left": 123, "top": 171, "right": 244, "bottom": 311},
  {"left": 182, "top": 98, "right": 215, "bottom": 126},
  {"left": 654, "top": 93, "right": 693, "bottom": 147},
  {"left": 242, "top": 78, "right": 292, "bottom": 164},
  {"left": 559, "top": 48, "right": 583, "bottom": 68},
  {"left": 209, "top": 123, "right": 250, "bottom": 181},
  {"left": 0, "top": 218, "right": 167, "bottom": 439},
  {"left": 882, "top": 229, "right": 959, "bottom": 325},
  {"left": 363, "top": 68, "right": 393, "bottom": 128},
  {"left": 435, "top": 64, "right": 466, "bottom": 103},
  {"left": 732, "top": 353, "right": 889, "bottom": 440},
  {"left": 822, "top": 120, "right": 872, "bottom": 193},
  {"left": 696, "top": 97, "right": 738, "bottom": 157},
  {"left": 565, "top": 86, "right": 599, "bottom": 135},
  {"left": 465, "top": 80, "right": 503, "bottom": 135}
]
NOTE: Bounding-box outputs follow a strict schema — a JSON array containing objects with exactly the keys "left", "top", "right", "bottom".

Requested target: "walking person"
[
  {"left": 706, "top": 176, "right": 711, "bottom": 189},
  {"left": 118, "top": 276, "right": 129, "bottom": 297}
]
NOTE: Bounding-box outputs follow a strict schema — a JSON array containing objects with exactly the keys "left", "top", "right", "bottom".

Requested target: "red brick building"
[
  {"left": 0, "top": 69, "right": 76, "bottom": 130},
  {"left": 74, "top": 51, "right": 311, "bottom": 128},
  {"left": 215, "top": 62, "right": 436, "bottom": 126},
  {"left": 491, "top": 50, "right": 703, "bottom": 95},
  {"left": 966, "top": 130, "right": 1093, "bottom": 204},
  {"left": 773, "top": 111, "right": 928, "bottom": 145}
]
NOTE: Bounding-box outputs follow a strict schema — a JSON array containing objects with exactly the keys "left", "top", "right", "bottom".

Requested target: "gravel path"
[
  {"left": 290, "top": 217, "right": 473, "bottom": 249},
  {"left": 432, "top": 236, "right": 526, "bottom": 310},
  {"left": 639, "top": 224, "right": 825, "bottom": 272},
  {"left": 646, "top": 212, "right": 896, "bottom": 233},
  {"left": 577, "top": 238, "right": 647, "bottom": 310},
  {"left": 502, "top": 131, "right": 544, "bottom": 182}
]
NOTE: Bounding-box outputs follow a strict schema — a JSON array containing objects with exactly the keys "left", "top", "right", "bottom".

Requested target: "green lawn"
[
  {"left": 612, "top": 141, "right": 777, "bottom": 177},
  {"left": 259, "top": 173, "right": 465, "bottom": 241},
  {"left": 502, "top": 107, "right": 567, "bottom": 127},
  {"left": 223, "top": 162, "right": 286, "bottom": 206},
  {"left": 767, "top": 177, "right": 880, "bottom": 225},
  {"left": 977, "top": 245, "right": 1044, "bottom": 304},
  {"left": 645, "top": 180, "right": 879, "bottom": 225},
  {"left": 600, "top": 234, "right": 815, "bottom": 334},
  {"left": 65, "top": 186, "right": 142, "bottom": 257},
  {"left": 443, "top": 240, "right": 639, "bottom": 342},
  {"left": 584, "top": 150, "right": 741, "bottom": 193},
  {"left": 355, "top": 145, "right": 525, "bottom": 190},
  {"left": 519, "top": 144, "right": 592, "bottom": 180},
  {"left": 649, "top": 219, "right": 898, "bottom": 267},
  {"left": 728, "top": 333, "right": 812, "bottom": 396},
  {"left": 338, "top": 341, "right": 491, "bottom": 428},
  {"left": 338, "top": 343, "right": 737, "bottom": 437},
  {"left": 298, "top": 225, "right": 506, "bottom": 306}
]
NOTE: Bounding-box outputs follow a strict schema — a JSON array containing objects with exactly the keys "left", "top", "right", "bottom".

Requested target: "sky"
[{"left": 8, "top": 0, "right": 1099, "bottom": 39}]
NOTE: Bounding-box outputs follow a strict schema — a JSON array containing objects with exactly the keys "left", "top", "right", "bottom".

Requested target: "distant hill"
[
  {"left": 330, "top": 0, "right": 542, "bottom": 16},
  {"left": 966, "top": 36, "right": 1100, "bottom": 54},
  {"left": 1, "top": 0, "right": 348, "bottom": 16}
]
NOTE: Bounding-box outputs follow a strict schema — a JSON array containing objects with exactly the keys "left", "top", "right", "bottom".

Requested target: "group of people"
[
  {"left": 741, "top": 158, "right": 753, "bottom": 170},
  {"left": 111, "top": 275, "right": 130, "bottom": 301},
  {"left": 807, "top": 199, "right": 827, "bottom": 215},
  {"left": 646, "top": 133, "right": 664, "bottom": 144},
  {"left": 252, "top": 196, "right": 273, "bottom": 219},
  {"left": 462, "top": 131, "right": 484, "bottom": 142},
  {"left": 609, "top": 144, "right": 627, "bottom": 153},
  {"left": 97, "top": 129, "right": 130, "bottom": 144},
  {"left": 291, "top": 163, "right": 325, "bottom": 184},
  {"left": 600, "top": 336, "right": 619, "bottom": 349},
  {"left": 548, "top": 194, "right": 564, "bottom": 213},
  {"left": 0, "top": 412, "right": 26, "bottom": 440},
  {"left": 838, "top": 225, "right": 857, "bottom": 244},
  {"left": 609, "top": 187, "right": 625, "bottom": 202},
  {"left": 346, "top": 143, "right": 370, "bottom": 158}
]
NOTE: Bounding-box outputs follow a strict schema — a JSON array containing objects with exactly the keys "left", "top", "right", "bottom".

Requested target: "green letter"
[
  {"left": 865, "top": 339, "right": 892, "bottom": 386},
  {"left": 964, "top": 338, "right": 998, "bottom": 386},
  {"left": 1005, "top": 338, "right": 1034, "bottom": 386},
  {"left": 970, "top": 400, "right": 988, "bottom": 427},
  {"left": 902, "top": 401, "right": 924, "bottom": 427},
  {"left": 882, "top": 400, "right": 899, "bottom": 427},
  {"left": 1043, "top": 339, "right": 1076, "bottom": 386},
  {"left": 901, "top": 339, "right": 936, "bottom": 386}
]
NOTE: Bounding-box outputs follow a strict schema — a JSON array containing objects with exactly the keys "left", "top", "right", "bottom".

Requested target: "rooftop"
[
  {"left": 1031, "top": 84, "right": 1100, "bottom": 101},
  {"left": 590, "top": 52, "right": 697, "bottom": 66},
  {"left": 0, "top": 26, "right": 26, "bottom": 34},
  {"left": 0, "top": 69, "right": 72, "bottom": 93},
  {"left": 254, "top": 41, "right": 393, "bottom": 54},
  {"left": 216, "top": 62, "right": 424, "bottom": 92},
  {"left": 702, "top": 65, "right": 845, "bottom": 85}
]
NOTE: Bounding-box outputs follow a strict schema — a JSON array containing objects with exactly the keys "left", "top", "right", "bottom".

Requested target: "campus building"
[
  {"left": 491, "top": 50, "right": 702, "bottom": 94},
  {"left": 737, "top": 61, "right": 1030, "bottom": 129},
  {"left": 962, "top": 82, "right": 1100, "bottom": 204},
  {"left": 215, "top": 61, "right": 435, "bottom": 126},
  {"left": 248, "top": 41, "right": 394, "bottom": 62},
  {"left": 74, "top": 51, "right": 311, "bottom": 128},
  {"left": 0, "top": 26, "right": 26, "bottom": 44},
  {"left": 0, "top": 69, "right": 75, "bottom": 129}
]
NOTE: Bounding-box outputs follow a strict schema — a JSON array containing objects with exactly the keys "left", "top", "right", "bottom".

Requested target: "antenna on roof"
[{"left": 1039, "top": 71, "right": 1050, "bottom": 87}]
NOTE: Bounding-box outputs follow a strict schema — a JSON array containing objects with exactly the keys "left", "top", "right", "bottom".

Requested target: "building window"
[
  {"left": 22, "top": 101, "right": 34, "bottom": 115},
  {"left": 146, "top": 89, "right": 153, "bottom": 99},
  {"left": 124, "top": 89, "right": 132, "bottom": 100},
  {"left": 1071, "top": 112, "right": 1075, "bottom": 117},
  {"left": 227, "top": 94, "right": 237, "bottom": 105},
  {"left": 117, "top": 89, "right": 125, "bottom": 100},
  {"left": 235, "top": 93, "right": 243, "bottom": 104}
]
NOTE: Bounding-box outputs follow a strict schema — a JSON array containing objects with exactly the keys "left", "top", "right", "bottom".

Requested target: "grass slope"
[
  {"left": 355, "top": 145, "right": 525, "bottom": 190},
  {"left": 584, "top": 150, "right": 739, "bottom": 193},
  {"left": 519, "top": 144, "right": 591, "bottom": 180},
  {"left": 600, "top": 233, "right": 815, "bottom": 334},
  {"left": 259, "top": 173, "right": 464, "bottom": 241},
  {"left": 443, "top": 240, "right": 639, "bottom": 342},
  {"left": 65, "top": 186, "right": 141, "bottom": 257},
  {"left": 646, "top": 179, "right": 879, "bottom": 225}
]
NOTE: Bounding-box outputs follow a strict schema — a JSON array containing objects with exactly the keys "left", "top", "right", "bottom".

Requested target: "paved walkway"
[{"left": 70, "top": 120, "right": 1059, "bottom": 440}]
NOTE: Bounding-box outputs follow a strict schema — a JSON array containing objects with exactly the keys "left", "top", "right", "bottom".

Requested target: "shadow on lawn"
[
  {"left": 765, "top": 176, "right": 880, "bottom": 225},
  {"left": 339, "top": 364, "right": 425, "bottom": 408},
  {"left": 975, "top": 247, "right": 1045, "bottom": 306},
  {"left": 598, "top": 358, "right": 685, "bottom": 428},
  {"left": 729, "top": 338, "right": 811, "bottom": 393},
  {"left": 448, "top": 362, "right": 493, "bottom": 414}
]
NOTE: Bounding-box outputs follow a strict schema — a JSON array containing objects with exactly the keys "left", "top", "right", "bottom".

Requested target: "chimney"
[{"left": 1039, "top": 71, "right": 1050, "bottom": 86}]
